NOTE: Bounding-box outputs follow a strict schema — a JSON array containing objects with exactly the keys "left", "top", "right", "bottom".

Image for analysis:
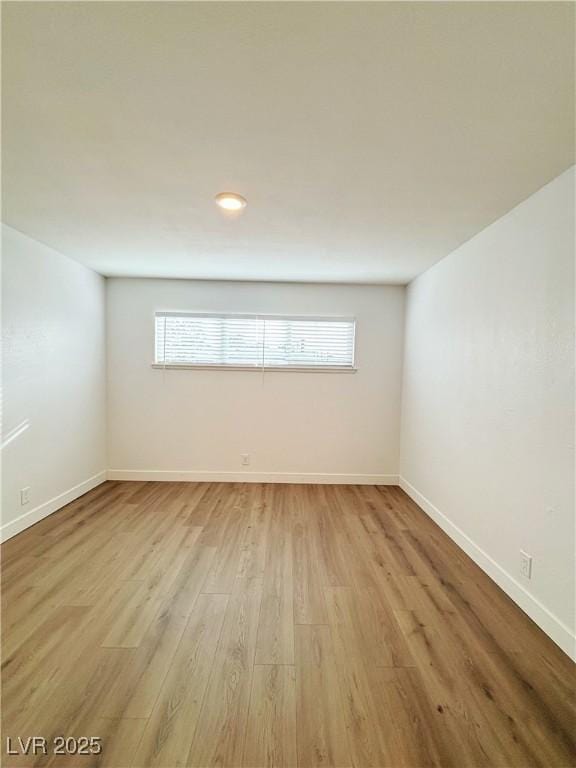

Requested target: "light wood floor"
[{"left": 1, "top": 481, "right": 575, "bottom": 768}]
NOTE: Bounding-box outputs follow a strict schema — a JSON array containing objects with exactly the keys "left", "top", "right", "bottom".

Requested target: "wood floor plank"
[
  {"left": 94, "top": 718, "right": 149, "bottom": 768},
  {"left": 332, "top": 656, "right": 391, "bottom": 767},
  {"left": 372, "top": 666, "right": 457, "bottom": 768},
  {"left": 96, "top": 605, "right": 191, "bottom": 720},
  {"left": 237, "top": 484, "right": 270, "bottom": 580},
  {"left": 292, "top": 486, "right": 327, "bottom": 624},
  {"left": 325, "top": 585, "right": 414, "bottom": 668},
  {"left": 197, "top": 483, "right": 241, "bottom": 547},
  {"left": 133, "top": 593, "right": 229, "bottom": 767},
  {"left": 393, "top": 608, "right": 528, "bottom": 767},
  {"left": 314, "top": 486, "right": 355, "bottom": 587},
  {"left": 201, "top": 488, "right": 250, "bottom": 594},
  {"left": 2, "top": 605, "right": 92, "bottom": 720},
  {"left": 187, "top": 577, "right": 264, "bottom": 767},
  {"left": 295, "top": 624, "right": 351, "bottom": 768},
  {"left": 164, "top": 543, "right": 218, "bottom": 615},
  {"left": 2, "top": 647, "right": 129, "bottom": 767},
  {"left": 255, "top": 487, "right": 294, "bottom": 665},
  {"left": 100, "top": 580, "right": 168, "bottom": 649},
  {"left": 243, "top": 665, "right": 297, "bottom": 768}
]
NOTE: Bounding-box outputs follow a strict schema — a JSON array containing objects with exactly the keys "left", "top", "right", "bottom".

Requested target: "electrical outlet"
[
  {"left": 520, "top": 550, "right": 532, "bottom": 579},
  {"left": 20, "top": 487, "right": 31, "bottom": 506},
  {"left": 240, "top": 453, "right": 250, "bottom": 466}
]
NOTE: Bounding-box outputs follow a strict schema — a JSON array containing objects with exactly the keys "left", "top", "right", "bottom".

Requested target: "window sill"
[{"left": 151, "top": 363, "right": 358, "bottom": 374}]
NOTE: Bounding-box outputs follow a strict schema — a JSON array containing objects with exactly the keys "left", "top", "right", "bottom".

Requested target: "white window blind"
[{"left": 154, "top": 313, "right": 356, "bottom": 370}]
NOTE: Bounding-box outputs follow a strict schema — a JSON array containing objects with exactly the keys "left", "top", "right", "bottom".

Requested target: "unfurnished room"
[{"left": 1, "top": 2, "right": 575, "bottom": 767}]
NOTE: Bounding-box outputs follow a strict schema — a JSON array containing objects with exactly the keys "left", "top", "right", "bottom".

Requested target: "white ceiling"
[{"left": 3, "top": 2, "right": 574, "bottom": 284}]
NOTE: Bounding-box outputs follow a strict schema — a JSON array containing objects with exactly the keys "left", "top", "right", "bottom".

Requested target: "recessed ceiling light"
[{"left": 215, "top": 192, "right": 247, "bottom": 211}]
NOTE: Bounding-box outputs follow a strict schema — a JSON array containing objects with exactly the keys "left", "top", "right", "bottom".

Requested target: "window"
[{"left": 154, "top": 312, "right": 356, "bottom": 371}]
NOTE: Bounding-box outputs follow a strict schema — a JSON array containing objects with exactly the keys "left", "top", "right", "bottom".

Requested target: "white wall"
[
  {"left": 1, "top": 225, "right": 107, "bottom": 540},
  {"left": 400, "top": 167, "right": 575, "bottom": 657},
  {"left": 107, "top": 279, "right": 405, "bottom": 482}
]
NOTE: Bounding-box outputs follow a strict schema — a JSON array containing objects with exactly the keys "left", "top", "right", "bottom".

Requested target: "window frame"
[{"left": 152, "top": 311, "right": 357, "bottom": 373}]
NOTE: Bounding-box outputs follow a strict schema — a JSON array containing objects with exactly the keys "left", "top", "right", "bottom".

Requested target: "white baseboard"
[
  {"left": 0, "top": 471, "right": 107, "bottom": 543},
  {"left": 107, "top": 469, "right": 398, "bottom": 485},
  {"left": 399, "top": 476, "right": 576, "bottom": 661}
]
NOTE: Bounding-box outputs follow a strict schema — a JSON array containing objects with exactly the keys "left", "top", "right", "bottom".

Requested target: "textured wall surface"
[
  {"left": 2, "top": 225, "right": 107, "bottom": 535},
  {"left": 400, "top": 168, "right": 575, "bottom": 654},
  {"left": 107, "top": 279, "right": 405, "bottom": 481}
]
